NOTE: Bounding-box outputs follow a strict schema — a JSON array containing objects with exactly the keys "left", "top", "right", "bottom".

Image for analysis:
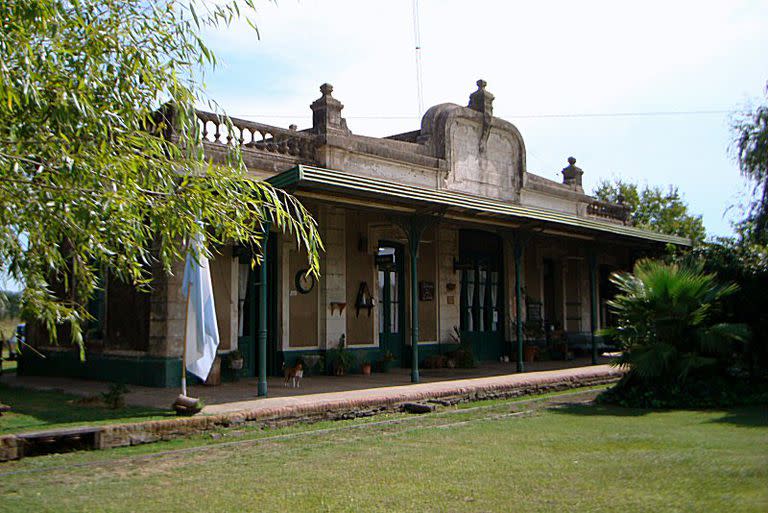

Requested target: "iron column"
[
  {"left": 514, "top": 237, "right": 524, "bottom": 373},
  {"left": 589, "top": 250, "right": 598, "bottom": 365},
  {"left": 409, "top": 220, "right": 422, "bottom": 384},
  {"left": 257, "top": 224, "right": 270, "bottom": 396}
]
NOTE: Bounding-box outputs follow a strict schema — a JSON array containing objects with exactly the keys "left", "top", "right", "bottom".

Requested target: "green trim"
[
  {"left": 266, "top": 166, "right": 301, "bottom": 189},
  {"left": 17, "top": 350, "right": 182, "bottom": 388},
  {"left": 269, "top": 165, "right": 691, "bottom": 246},
  {"left": 408, "top": 219, "right": 423, "bottom": 384}
]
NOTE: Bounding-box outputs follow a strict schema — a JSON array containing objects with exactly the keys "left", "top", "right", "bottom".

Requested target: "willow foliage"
[{"left": 0, "top": 1, "right": 322, "bottom": 353}]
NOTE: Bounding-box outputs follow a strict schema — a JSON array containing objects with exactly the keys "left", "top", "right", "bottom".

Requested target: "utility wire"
[
  {"left": 412, "top": 0, "right": 424, "bottom": 117},
  {"left": 231, "top": 109, "right": 731, "bottom": 121}
]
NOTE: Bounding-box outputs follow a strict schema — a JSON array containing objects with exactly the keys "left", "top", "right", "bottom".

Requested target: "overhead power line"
[
  {"left": 232, "top": 109, "right": 731, "bottom": 121},
  {"left": 412, "top": 0, "right": 424, "bottom": 117}
]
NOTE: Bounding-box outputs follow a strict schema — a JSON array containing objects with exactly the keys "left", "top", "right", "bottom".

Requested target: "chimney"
[
  {"left": 310, "top": 83, "right": 350, "bottom": 135},
  {"left": 561, "top": 157, "right": 584, "bottom": 190}
]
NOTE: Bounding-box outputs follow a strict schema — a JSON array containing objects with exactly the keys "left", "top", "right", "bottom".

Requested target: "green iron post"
[
  {"left": 409, "top": 220, "right": 422, "bottom": 384},
  {"left": 514, "top": 237, "right": 524, "bottom": 373},
  {"left": 589, "top": 250, "right": 598, "bottom": 365},
  {"left": 257, "top": 224, "right": 270, "bottom": 397}
]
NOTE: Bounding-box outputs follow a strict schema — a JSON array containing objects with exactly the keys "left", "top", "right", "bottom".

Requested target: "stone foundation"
[{"left": 0, "top": 365, "right": 623, "bottom": 462}]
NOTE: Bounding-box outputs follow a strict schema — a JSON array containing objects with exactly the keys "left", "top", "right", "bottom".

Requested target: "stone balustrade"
[
  {"left": 585, "top": 199, "right": 630, "bottom": 223},
  {"left": 195, "top": 110, "right": 315, "bottom": 160}
]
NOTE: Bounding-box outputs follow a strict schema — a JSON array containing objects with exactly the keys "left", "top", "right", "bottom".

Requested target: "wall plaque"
[{"left": 419, "top": 281, "right": 435, "bottom": 301}]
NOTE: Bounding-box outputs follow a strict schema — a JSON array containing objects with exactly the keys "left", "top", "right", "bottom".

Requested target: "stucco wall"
[
  {"left": 437, "top": 226, "right": 460, "bottom": 344},
  {"left": 288, "top": 248, "right": 319, "bottom": 348},
  {"left": 445, "top": 120, "right": 521, "bottom": 201},
  {"left": 209, "top": 246, "right": 237, "bottom": 351},
  {"left": 417, "top": 227, "right": 438, "bottom": 343},
  {"left": 345, "top": 211, "right": 376, "bottom": 345}
]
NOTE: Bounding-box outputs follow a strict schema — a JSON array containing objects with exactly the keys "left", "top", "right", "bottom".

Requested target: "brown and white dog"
[{"left": 283, "top": 361, "right": 304, "bottom": 388}]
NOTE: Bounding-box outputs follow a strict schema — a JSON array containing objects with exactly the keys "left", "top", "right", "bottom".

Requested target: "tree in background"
[
  {"left": 594, "top": 180, "right": 706, "bottom": 243},
  {"left": 0, "top": 1, "right": 322, "bottom": 355},
  {"left": 682, "top": 238, "right": 768, "bottom": 379},
  {"left": 732, "top": 83, "right": 768, "bottom": 243},
  {"left": 0, "top": 291, "right": 21, "bottom": 321}
]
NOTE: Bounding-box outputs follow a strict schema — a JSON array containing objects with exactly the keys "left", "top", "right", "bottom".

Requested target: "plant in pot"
[
  {"left": 361, "top": 360, "right": 372, "bottom": 375},
  {"left": 446, "top": 326, "right": 476, "bottom": 368},
  {"left": 379, "top": 350, "right": 396, "bottom": 373},
  {"left": 523, "top": 320, "right": 544, "bottom": 363},
  {"left": 327, "top": 336, "right": 356, "bottom": 376},
  {"left": 227, "top": 349, "right": 244, "bottom": 370}
]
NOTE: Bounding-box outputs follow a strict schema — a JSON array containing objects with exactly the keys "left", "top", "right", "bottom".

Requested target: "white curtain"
[{"left": 237, "top": 262, "right": 250, "bottom": 337}]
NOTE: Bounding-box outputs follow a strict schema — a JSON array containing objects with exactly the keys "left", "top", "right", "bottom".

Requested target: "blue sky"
[
  {"left": 199, "top": 0, "right": 768, "bottom": 238},
  {"left": 3, "top": 0, "right": 766, "bottom": 293}
]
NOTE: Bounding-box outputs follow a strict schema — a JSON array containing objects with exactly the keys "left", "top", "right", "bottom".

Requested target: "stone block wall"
[
  {"left": 320, "top": 206, "right": 347, "bottom": 349},
  {"left": 437, "top": 226, "right": 460, "bottom": 344}
]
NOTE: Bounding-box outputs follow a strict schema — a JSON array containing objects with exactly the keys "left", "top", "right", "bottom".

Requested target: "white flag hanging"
[{"left": 182, "top": 234, "right": 220, "bottom": 381}]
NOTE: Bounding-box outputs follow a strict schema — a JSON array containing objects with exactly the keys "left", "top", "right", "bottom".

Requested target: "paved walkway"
[
  {"left": 1, "top": 357, "right": 614, "bottom": 410},
  {"left": 201, "top": 363, "right": 622, "bottom": 415}
]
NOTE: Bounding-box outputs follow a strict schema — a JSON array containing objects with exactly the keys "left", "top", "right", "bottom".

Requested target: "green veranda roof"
[{"left": 269, "top": 165, "right": 691, "bottom": 246}]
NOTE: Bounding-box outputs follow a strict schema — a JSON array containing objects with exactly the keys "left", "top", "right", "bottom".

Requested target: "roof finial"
[
  {"left": 310, "top": 83, "right": 350, "bottom": 134},
  {"left": 562, "top": 156, "right": 584, "bottom": 190}
]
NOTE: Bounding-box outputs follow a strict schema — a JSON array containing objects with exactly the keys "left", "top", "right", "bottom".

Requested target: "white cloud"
[{"left": 199, "top": 0, "right": 768, "bottom": 236}]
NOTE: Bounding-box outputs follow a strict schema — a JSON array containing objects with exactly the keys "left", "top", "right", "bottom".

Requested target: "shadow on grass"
[
  {"left": 706, "top": 406, "right": 768, "bottom": 428},
  {"left": 549, "top": 403, "right": 652, "bottom": 418},
  {"left": 0, "top": 383, "right": 173, "bottom": 434},
  {"left": 550, "top": 400, "right": 768, "bottom": 428}
]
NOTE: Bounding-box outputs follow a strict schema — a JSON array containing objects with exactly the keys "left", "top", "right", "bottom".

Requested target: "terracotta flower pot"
[
  {"left": 523, "top": 345, "right": 537, "bottom": 363},
  {"left": 361, "top": 363, "right": 372, "bottom": 375}
]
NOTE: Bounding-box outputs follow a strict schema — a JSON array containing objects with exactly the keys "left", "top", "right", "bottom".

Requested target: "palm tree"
[{"left": 603, "top": 259, "right": 749, "bottom": 384}]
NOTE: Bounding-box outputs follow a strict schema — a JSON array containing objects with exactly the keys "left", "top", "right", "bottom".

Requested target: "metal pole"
[
  {"left": 409, "top": 221, "right": 421, "bottom": 384},
  {"left": 181, "top": 285, "right": 191, "bottom": 397},
  {"left": 589, "top": 251, "right": 598, "bottom": 365},
  {"left": 257, "top": 224, "right": 270, "bottom": 397},
  {"left": 514, "top": 237, "right": 524, "bottom": 373}
]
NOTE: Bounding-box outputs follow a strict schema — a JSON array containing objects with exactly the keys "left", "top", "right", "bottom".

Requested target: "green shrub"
[
  {"left": 599, "top": 259, "right": 752, "bottom": 407},
  {"left": 101, "top": 383, "right": 129, "bottom": 409}
]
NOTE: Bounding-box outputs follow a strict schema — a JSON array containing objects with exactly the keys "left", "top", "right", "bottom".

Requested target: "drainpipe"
[
  {"left": 514, "top": 237, "right": 524, "bottom": 373},
  {"left": 257, "top": 223, "right": 270, "bottom": 397}
]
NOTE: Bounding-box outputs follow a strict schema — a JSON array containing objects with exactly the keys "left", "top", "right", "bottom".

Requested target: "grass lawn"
[
  {"left": 0, "top": 351, "right": 16, "bottom": 373},
  {"left": 0, "top": 394, "right": 765, "bottom": 512},
  {"left": 1, "top": 317, "right": 20, "bottom": 374},
  {"left": 0, "top": 384, "right": 174, "bottom": 434}
]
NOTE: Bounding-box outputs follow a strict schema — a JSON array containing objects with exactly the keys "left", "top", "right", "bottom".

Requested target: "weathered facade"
[{"left": 21, "top": 81, "right": 688, "bottom": 388}]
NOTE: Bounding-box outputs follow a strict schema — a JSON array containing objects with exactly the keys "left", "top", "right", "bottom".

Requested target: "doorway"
[
  {"left": 377, "top": 243, "right": 405, "bottom": 366},
  {"left": 237, "top": 232, "right": 278, "bottom": 378},
  {"left": 459, "top": 230, "right": 504, "bottom": 361}
]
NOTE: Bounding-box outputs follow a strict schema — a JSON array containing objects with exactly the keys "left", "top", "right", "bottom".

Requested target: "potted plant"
[
  {"left": 227, "top": 349, "right": 244, "bottom": 370},
  {"left": 327, "top": 337, "right": 355, "bottom": 376},
  {"left": 445, "top": 326, "right": 476, "bottom": 368},
  {"left": 361, "top": 360, "right": 372, "bottom": 375},
  {"left": 523, "top": 320, "right": 544, "bottom": 363},
  {"left": 379, "top": 350, "right": 396, "bottom": 373}
]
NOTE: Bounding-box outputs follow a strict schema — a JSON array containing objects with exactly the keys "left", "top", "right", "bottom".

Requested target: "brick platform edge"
[{"left": 0, "top": 365, "right": 625, "bottom": 461}]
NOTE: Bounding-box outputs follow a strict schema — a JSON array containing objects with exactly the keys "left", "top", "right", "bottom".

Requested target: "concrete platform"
[{"left": 2, "top": 357, "right": 614, "bottom": 410}]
